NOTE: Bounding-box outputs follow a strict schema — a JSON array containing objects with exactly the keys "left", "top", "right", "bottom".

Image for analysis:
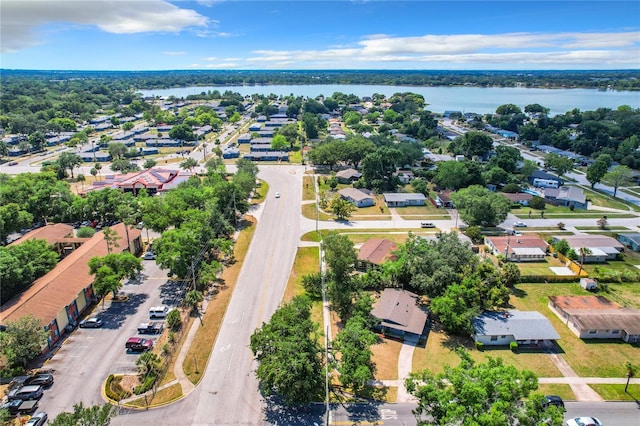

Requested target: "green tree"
[
  {"left": 456, "top": 131, "right": 493, "bottom": 159},
  {"left": 143, "top": 158, "right": 157, "bottom": 169},
  {"left": 250, "top": 295, "right": 323, "bottom": 406},
  {"left": 544, "top": 153, "right": 574, "bottom": 178},
  {"left": 166, "top": 309, "right": 182, "bottom": 331},
  {"left": 58, "top": 152, "right": 83, "bottom": 179},
  {"left": 0, "top": 314, "right": 48, "bottom": 367},
  {"left": 500, "top": 262, "right": 521, "bottom": 287},
  {"left": 49, "top": 402, "right": 118, "bottom": 426},
  {"left": 136, "top": 351, "right": 163, "bottom": 378},
  {"left": 185, "top": 289, "right": 204, "bottom": 314},
  {"left": 451, "top": 185, "right": 511, "bottom": 228},
  {"left": 77, "top": 226, "right": 96, "bottom": 238},
  {"left": 435, "top": 161, "right": 468, "bottom": 190},
  {"left": 0, "top": 203, "right": 33, "bottom": 244},
  {"left": 0, "top": 239, "right": 58, "bottom": 302},
  {"left": 107, "top": 142, "right": 127, "bottom": 160},
  {"left": 553, "top": 239, "right": 570, "bottom": 256},
  {"left": 330, "top": 196, "right": 356, "bottom": 221},
  {"left": 602, "top": 165, "right": 633, "bottom": 198},
  {"left": 102, "top": 226, "right": 121, "bottom": 254},
  {"left": 625, "top": 362, "right": 638, "bottom": 393},
  {"left": 520, "top": 159, "right": 538, "bottom": 179},
  {"left": 28, "top": 131, "right": 46, "bottom": 152},
  {"left": 89, "top": 252, "right": 142, "bottom": 300},
  {"left": 586, "top": 153, "right": 612, "bottom": 188},
  {"left": 270, "top": 134, "right": 288, "bottom": 151},
  {"left": 464, "top": 226, "right": 483, "bottom": 244},
  {"left": 180, "top": 157, "right": 198, "bottom": 171},
  {"left": 529, "top": 196, "right": 546, "bottom": 210},
  {"left": 323, "top": 232, "right": 358, "bottom": 320},
  {"left": 406, "top": 350, "right": 562, "bottom": 426},
  {"left": 169, "top": 123, "right": 196, "bottom": 141},
  {"left": 332, "top": 314, "right": 377, "bottom": 393},
  {"left": 496, "top": 103, "right": 522, "bottom": 115}
]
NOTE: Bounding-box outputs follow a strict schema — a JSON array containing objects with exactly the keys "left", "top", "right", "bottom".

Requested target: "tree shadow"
[
  {"left": 99, "top": 293, "right": 148, "bottom": 329},
  {"left": 261, "top": 396, "right": 325, "bottom": 426},
  {"left": 159, "top": 279, "right": 186, "bottom": 306}
]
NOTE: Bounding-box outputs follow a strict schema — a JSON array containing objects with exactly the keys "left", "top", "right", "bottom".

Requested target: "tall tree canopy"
[{"left": 451, "top": 185, "right": 511, "bottom": 228}]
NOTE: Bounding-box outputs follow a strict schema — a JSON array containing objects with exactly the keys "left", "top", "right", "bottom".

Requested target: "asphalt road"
[{"left": 36, "top": 259, "right": 182, "bottom": 419}]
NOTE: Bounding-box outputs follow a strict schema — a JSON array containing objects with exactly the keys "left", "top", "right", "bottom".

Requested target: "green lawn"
[
  {"left": 536, "top": 384, "right": 575, "bottom": 401},
  {"left": 515, "top": 257, "right": 569, "bottom": 275},
  {"left": 510, "top": 283, "right": 640, "bottom": 377},
  {"left": 302, "top": 175, "right": 315, "bottom": 200},
  {"left": 582, "top": 187, "right": 640, "bottom": 212},
  {"left": 588, "top": 384, "right": 640, "bottom": 401}
]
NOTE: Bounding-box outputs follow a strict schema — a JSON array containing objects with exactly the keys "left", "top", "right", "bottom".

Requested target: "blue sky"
[{"left": 1, "top": 1, "right": 639, "bottom": 70}]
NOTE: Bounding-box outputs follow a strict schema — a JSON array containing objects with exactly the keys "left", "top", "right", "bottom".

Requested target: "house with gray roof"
[
  {"left": 618, "top": 233, "right": 640, "bottom": 251},
  {"left": 338, "top": 188, "right": 374, "bottom": 208},
  {"left": 473, "top": 310, "right": 560, "bottom": 346},
  {"left": 544, "top": 186, "right": 587, "bottom": 209},
  {"left": 335, "top": 168, "right": 362, "bottom": 184},
  {"left": 383, "top": 192, "right": 426, "bottom": 207},
  {"left": 552, "top": 235, "right": 624, "bottom": 262},
  {"left": 371, "top": 288, "right": 428, "bottom": 339}
]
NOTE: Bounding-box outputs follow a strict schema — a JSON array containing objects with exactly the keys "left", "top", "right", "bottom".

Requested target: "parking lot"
[{"left": 35, "top": 260, "right": 184, "bottom": 419}]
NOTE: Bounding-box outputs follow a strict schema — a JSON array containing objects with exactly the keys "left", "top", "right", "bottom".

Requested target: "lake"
[{"left": 137, "top": 84, "right": 640, "bottom": 116}]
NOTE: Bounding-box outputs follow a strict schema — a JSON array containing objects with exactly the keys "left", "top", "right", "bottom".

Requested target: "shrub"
[
  {"left": 105, "top": 374, "right": 131, "bottom": 401},
  {"left": 76, "top": 226, "right": 96, "bottom": 238},
  {"left": 133, "top": 374, "right": 157, "bottom": 395},
  {"left": 510, "top": 341, "right": 518, "bottom": 352},
  {"left": 476, "top": 341, "right": 484, "bottom": 351},
  {"left": 529, "top": 196, "right": 546, "bottom": 210},
  {"left": 0, "top": 365, "right": 25, "bottom": 379},
  {"left": 166, "top": 308, "right": 182, "bottom": 331}
]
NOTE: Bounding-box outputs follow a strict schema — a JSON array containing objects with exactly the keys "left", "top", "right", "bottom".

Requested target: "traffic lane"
[
  {"left": 565, "top": 401, "right": 640, "bottom": 426},
  {"left": 36, "top": 260, "right": 175, "bottom": 418}
]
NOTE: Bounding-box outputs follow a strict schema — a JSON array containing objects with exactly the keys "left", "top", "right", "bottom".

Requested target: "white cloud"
[
  {"left": 203, "top": 56, "right": 218, "bottom": 61},
  {"left": 0, "top": 0, "right": 208, "bottom": 53},
  {"left": 163, "top": 51, "right": 187, "bottom": 56},
  {"left": 244, "top": 31, "right": 640, "bottom": 69}
]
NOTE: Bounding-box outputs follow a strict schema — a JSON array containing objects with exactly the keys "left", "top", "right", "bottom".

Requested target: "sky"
[{"left": 1, "top": 0, "right": 639, "bottom": 71}]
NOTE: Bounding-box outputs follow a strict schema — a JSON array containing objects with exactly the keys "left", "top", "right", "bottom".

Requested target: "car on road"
[
  {"left": 7, "top": 385, "right": 44, "bottom": 401},
  {"left": 25, "top": 412, "right": 48, "bottom": 426},
  {"left": 543, "top": 395, "right": 565, "bottom": 410},
  {"left": 275, "top": 192, "right": 280, "bottom": 198},
  {"left": 566, "top": 417, "right": 602, "bottom": 426},
  {"left": 79, "top": 317, "right": 103, "bottom": 328},
  {"left": 420, "top": 221, "right": 435, "bottom": 228},
  {"left": 125, "top": 337, "right": 154, "bottom": 352},
  {"left": 142, "top": 251, "right": 156, "bottom": 260},
  {"left": 513, "top": 221, "right": 528, "bottom": 227}
]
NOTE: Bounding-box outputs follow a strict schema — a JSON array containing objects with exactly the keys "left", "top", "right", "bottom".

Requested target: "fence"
[{"left": 548, "top": 246, "right": 589, "bottom": 277}]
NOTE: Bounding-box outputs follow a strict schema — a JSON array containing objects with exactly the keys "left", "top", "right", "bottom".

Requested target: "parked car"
[
  {"left": 79, "top": 317, "right": 103, "bottom": 328},
  {"left": 566, "top": 417, "right": 602, "bottom": 426},
  {"left": 142, "top": 251, "right": 156, "bottom": 260},
  {"left": 543, "top": 395, "right": 565, "bottom": 410},
  {"left": 513, "top": 221, "right": 528, "bottom": 227},
  {"left": 137, "top": 321, "right": 164, "bottom": 334},
  {"left": 149, "top": 306, "right": 169, "bottom": 318},
  {"left": 275, "top": 192, "right": 280, "bottom": 198},
  {"left": 0, "top": 399, "right": 39, "bottom": 416},
  {"left": 25, "top": 412, "right": 48, "bottom": 426},
  {"left": 7, "top": 385, "right": 44, "bottom": 401},
  {"left": 420, "top": 221, "right": 436, "bottom": 228},
  {"left": 125, "top": 337, "right": 153, "bottom": 352},
  {"left": 23, "top": 373, "right": 54, "bottom": 387}
]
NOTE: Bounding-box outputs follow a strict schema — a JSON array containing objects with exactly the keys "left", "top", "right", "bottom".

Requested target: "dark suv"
[{"left": 543, "top": 395, "right": 565, "bottom": 410}]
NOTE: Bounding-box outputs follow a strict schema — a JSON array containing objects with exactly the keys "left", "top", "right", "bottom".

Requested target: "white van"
[{"left": 149, "top": 306, "right": 169, "bottom": 318}]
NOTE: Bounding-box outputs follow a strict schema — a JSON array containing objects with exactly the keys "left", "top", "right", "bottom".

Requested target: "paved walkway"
[{"left": 545, "top": 352, "right": 603, "bottom": 401}]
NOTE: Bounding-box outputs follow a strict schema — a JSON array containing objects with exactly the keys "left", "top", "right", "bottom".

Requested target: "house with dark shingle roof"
[
  {"left": 473, "top": 310, "right": 560, "bottom": 346},
  {"left": 371, "top": 288, "right": 428, "bottom": 339},
  {"left": 335, "top": 168, "right": 362, "bottom": 184}
]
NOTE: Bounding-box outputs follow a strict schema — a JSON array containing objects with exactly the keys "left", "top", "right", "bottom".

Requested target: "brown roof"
[
  {"left": 501, "top": 193, "right": 534, "bottom": 202},
  {"left": 1, "top": 224, "right": 141, "bottom": 325},
  {"left": 371, "top": 288, "right": 428, "bottom": 335},
  {"left": 486, "top": 235, "right": 548, "bottom": 254},
  {"left": 568, "top": 308, "right": 640, "bottom": 334},
  {"left": 556, "top": 235, "right": 624, "bottom": 250},
  {"left": 9, "top": 223, "right": 74, "bottom": 246},
  {"left": 358, "top": 238, "right": 398, "bottom": 265},
  {"left": 548, "top": 295, "right": 620, "bottom": 311}
]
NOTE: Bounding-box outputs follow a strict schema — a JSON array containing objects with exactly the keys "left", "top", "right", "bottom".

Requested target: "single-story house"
[
  {"left": 618, "top": 233, "right": 640, "bottom": 251},
  {"left": 435, "top": 190, "right": 454, "bottom": 208},
  {"left": 335, "top": 168, "right": 362, "bottom": 184},
  {"left": 548, "top": 295, "right": 640, "bottom": 342},
  {"left": 502, "top": 192, "right": 534, "bottom": 206},
  {"left": 80, "top": 151, "right": 112, "bottom": 162},
  {"left": 371, "top": 288, "right": 428, "bottom": 339},
  {"left": 338, "top": 188, "right": 374, "bottom": 208},
  {"left": 250, "top": 144, "right": 279, "bottom": 152},
  {"left": 243, "top": 151, "right": 289, "bottom": 162},
  {"left": 485, "top": 235, "right": 548, "bottom": 262},
  {"left": 357, "top": 238, "right": 398, "bottom": 271},
  {"left": 249, "top": 123, "right": 262, "bottom": 131},
  {"left": 473, "top": 310, "right": 560, "bottom": 346},
  {"left": 82, "top": 167, "right": 191, "bottom": 195},
  {"left": 395, "top": 170, "right": 415, "bottom": 184},
  {"left": 238, "top": 133, "right": 252, "bottom": 144},
  {"left": 222, "top": 148, "right": 240, "bottom": 159},
  {"left": 249, "top": 137, "right": 273, "bottom": 145},
  {"left": 383, "top": 192, "right": 426, "bottom": 207},
  {"left": 552, "top": 235, "right": 624, "bottom": 262},
  {"left": 0, "top": 224, "right": 142, "bottom": 350},
  {"left": 544, "top": 186, "right": 587, "bottom": 210}
]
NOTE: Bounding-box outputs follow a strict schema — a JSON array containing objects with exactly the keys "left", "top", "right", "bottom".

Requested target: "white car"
[
  {"left": 275, "top": 192, "right": 280, "bottom": 198},
  {"left": 566, "top": 417, "right": 602, "bottom": 426},
  {"left": 513, "top": 221, "right": 528, "bottom": 227},
  {"left": 142, "top": 251, "right": 156, "bottom": 260}
]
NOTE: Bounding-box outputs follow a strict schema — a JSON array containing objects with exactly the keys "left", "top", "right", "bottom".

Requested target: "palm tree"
[
  {"left": 578, "top": 247, "right": 592, "bottom": 276},
  {"left": 625, "top": 362, "right": 638, "bottom": 393},
  {"left": 136, "top": 351, "right": 163, "bottom": 378},
  {"left": 185, "top": 289, "right": 203, "bottom": 314}
]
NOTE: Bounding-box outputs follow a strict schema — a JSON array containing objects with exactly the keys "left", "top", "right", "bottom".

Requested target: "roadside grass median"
[
  {"left": 588, "top": 384, "right": 640, "bottom": 401},
  {"left": 251, "top": 180, "right": 268, "bottom": 205},
  {"left": 182, "top": 216, "right": 257, "bottom": 385},
  {"left": 126, "top": 383, "right": 183, "bottom": 408},
  {"left": 536, "top": 384, "right": 575, "bottom": 401}
]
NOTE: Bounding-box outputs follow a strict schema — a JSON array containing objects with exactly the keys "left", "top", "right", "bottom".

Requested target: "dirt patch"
[{"left": 119, "top": 374, "right": 140, "bottom": 393}]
